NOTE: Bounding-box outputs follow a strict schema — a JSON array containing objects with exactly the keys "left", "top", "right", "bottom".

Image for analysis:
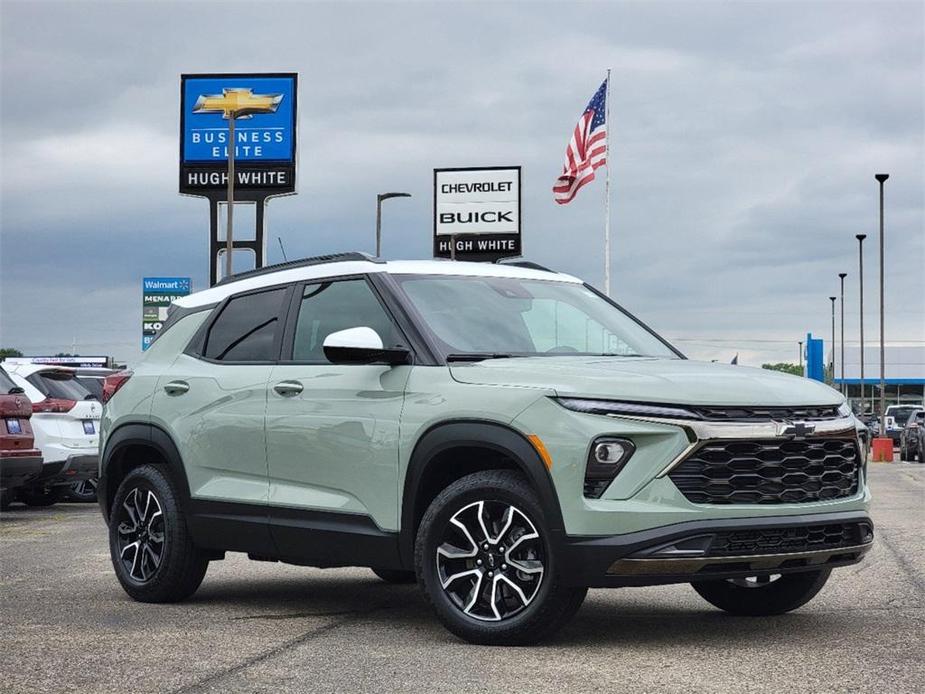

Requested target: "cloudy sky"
[{"left": 1, "top": 0, "right": 922, "bottom": 366}]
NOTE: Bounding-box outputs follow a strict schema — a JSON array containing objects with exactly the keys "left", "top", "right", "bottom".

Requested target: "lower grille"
[
  {"left": 709, "top": 522, "right": 871, "bottom": 556},
  {"left": 669, "top": 437, "right": 860, "bottom": 504}
]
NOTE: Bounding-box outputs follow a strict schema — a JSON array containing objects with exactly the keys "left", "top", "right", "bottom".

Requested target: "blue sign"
[
  {"left": 143, "top": 277, "right": 192, "bottom": 351},
  {"left": 181, "top": 75, "right": 296, "bottom": 164}
]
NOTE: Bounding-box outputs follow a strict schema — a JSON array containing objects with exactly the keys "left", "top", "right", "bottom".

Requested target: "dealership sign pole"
[
  {"left": 433, "top": 167, "right": 521, "bottom": 262},
  {"left": 180, "top": 74, "right": 298, "bottom": 285}
]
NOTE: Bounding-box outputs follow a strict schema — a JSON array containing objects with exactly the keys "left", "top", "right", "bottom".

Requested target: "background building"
[{"left": 832, "top": 345, "right": 925, "bottom": 413}]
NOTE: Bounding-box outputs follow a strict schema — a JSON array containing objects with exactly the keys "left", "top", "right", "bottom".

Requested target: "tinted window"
[
  {"left": 76, "top": 377, "right": 104, "bottom": 399},
  {"left": 204, "top": 288, "right": 287, "bottom": 362},
  {"left": 0, "top": 368, "right": 21, "bottom": 394},
  {"left": 292, "top": 280, "right": 398, "bottom": 362},
  {"left": 27, "top": 371, "right": 94, "bottom": 400}
]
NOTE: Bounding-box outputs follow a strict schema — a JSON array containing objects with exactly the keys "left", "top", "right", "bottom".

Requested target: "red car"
[{"left": 0, "top": 367, "right": 43, "bottom": 510}]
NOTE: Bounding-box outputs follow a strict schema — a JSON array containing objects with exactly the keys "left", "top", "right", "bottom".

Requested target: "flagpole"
[{"left": 603, "top": 68, "right": 612, "bottom": 296}]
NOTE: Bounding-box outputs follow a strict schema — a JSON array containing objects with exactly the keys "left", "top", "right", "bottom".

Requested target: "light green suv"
[{"left": 98, "top": 253, "right": 872, "bottom": 645}]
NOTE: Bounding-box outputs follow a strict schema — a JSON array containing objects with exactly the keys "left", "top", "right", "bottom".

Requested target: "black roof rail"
[
  {"left": 216, "top": 252, "right": 382, "bottom": 286},
  {"left": 493, "top": 259, "right": 557, "bottom": 273}
]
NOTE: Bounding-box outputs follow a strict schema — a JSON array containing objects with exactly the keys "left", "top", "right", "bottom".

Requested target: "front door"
[{"left": 265, "top": 277, "right": 411, "bottom": 561}]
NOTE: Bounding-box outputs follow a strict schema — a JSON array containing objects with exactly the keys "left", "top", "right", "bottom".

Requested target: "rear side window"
[
  {"left": 26, "top": 371, "right": 93, "bottom": 400},
  {"left": 0, "top": 369, "right": 20, "bottom": 394},
  {"left": 291, "top": 280, "right": 399, "bottom": 362},
  {"left": 204, "top": 288, "right": 287, "bottom": 362}
]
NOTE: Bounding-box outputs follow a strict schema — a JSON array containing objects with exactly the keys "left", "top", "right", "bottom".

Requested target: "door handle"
[
  {"left": 163, "top": 380, "right": 189, "bottom": 396},
  {"left": 273, "top": 380, "right": 303, "bottom": 396}
]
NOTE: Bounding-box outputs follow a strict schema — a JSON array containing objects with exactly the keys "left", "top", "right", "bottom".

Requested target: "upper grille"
[
  {"left": 709, "top": 522, "right": 871, "bottom": 556},
  {"left": 685, "top": 405, "right": 842, "bottom": 422},
  {"left": 669, "top": 437, "right": 860, "bottom": 504}
]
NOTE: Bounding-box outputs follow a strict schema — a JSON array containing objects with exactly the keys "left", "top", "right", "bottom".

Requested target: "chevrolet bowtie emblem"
[
  {"left": 192, "top": 88, "right": 283, "bottom": 119},
  {"left": 778, "top": 421, "right": 816, "bottom": 439}
]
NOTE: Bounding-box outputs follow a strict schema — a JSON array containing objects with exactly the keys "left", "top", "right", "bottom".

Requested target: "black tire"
[
  {"left": 18, "top": 485, "right": 64, "bottom": 507},
  {"left": 66, "top": 479, "right": 98, "bottom": 503},
  {"left": 415, "top": 470, "right": 586, "bottom": 646},
  {"left": 109, "top": 464, "right": 209, "bottom": 603},
  {"left": 692, "top": 569, "right": 831, "bottom": 616},
  {"left": 371, "top": 567, "right": 416, "bottom": 584}
]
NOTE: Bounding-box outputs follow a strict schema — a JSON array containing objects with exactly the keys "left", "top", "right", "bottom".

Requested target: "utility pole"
[
  {"left": 375, "top": 192, "right": 411, "bottom": 257},
  {"left": 839, "top": 272, "right": 847, "bottom": 397},
  {"left": 829, "top": 296, "right": 837, "bottom": 386},
  {"left": 798, "top": 340, "right": 804, "bottom": 374},
  {"left": 875, "top": 174, "right": 889, "bottom": 434},
  {"left": 856, "top": 234, "right": 867, "bottom": 413}
]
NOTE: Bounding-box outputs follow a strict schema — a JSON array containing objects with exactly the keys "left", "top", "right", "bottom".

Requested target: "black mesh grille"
[
  {"left": 669, "top": 437, "right": 860, "bottom": 504},
  {"left": 685, "top": 405, "right": 841, "bottom": 421},
  {"left": 709, "top": 522, "right": 870, "bottom": 556}
]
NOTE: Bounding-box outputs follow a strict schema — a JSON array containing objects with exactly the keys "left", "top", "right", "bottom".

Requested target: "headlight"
[
  {"left": 584, "top": 437, "right": 635, "bottom": 498},
  {"left": 838, "top": 402, "right": 852, "bottom": 418},
  {"left": 556, "top": 397, "right": 701, "bottom": 420}
]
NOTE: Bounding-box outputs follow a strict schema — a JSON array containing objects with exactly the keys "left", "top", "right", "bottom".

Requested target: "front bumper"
[
  {"left": 32, "top": 454, "right": 98, "bottom": 486},
  {"left": 0, "top": 455, "right": 44, "bottom": 490},
  {"left": 558, "top": 511, "right": 873, "bottom": 587}
]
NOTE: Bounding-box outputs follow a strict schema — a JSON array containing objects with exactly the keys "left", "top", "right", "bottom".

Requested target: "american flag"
[{"left": 552, "top": 78, "right": 608, "bottom": 204}]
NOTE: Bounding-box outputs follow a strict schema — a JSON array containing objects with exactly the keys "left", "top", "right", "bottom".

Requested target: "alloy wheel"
[
  {"left": 435, "top": 500, "right": 545, "bottom": 621},
  {"left": 71, "top": 479, "right": 98, "bottom": 498},
  {"left": 116, "top": 487, "right": 165, "bottom": 583}
]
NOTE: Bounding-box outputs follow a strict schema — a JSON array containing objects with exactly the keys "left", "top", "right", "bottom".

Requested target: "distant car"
[
  {"left": 899, "top": 410, "right": 925, "bottom": 463},
  {"left": 66, "top": 368, "right": 118, "bottom": 502},
  {"left": 3, "top": 364, "right": 100, "bottom": 506},
  {"left": 0, "top": 367, "right": 43, "bottom": 510},
  {"left": 884, "top": 405, "right": 924, "bottom": 446}
]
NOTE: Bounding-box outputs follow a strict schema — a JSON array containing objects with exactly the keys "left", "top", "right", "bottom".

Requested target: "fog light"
[
  {"left": 593, "top": 441, "right": 627, "bottom": 464},
  {"left": 584, "top": 437, "right": 635, "bottom": 499}
]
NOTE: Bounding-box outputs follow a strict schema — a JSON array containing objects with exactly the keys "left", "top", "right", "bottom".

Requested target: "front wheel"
[
  {"left": 109, "top": 465, "right": 209, "bottom": 602},
  {"left": 692, "top": 569, "right": 831, "bottom": 616},
  {"left": 415, "top": 470, "right": 586, "bottom": 646}
]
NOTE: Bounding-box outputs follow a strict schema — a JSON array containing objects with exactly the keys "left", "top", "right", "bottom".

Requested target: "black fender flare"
[
  {"left": 399, "top": 420, "right": 565, "bottom": 566},
  {"left": 99, "top": 422, "right": 191, "bottom": 520}
]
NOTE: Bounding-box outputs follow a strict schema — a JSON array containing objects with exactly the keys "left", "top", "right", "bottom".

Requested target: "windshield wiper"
[{"left": 446, "top": 353, "right": 513, "bottom": 363}]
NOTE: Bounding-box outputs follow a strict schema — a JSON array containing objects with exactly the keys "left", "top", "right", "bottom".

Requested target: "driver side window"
[{"left": 291, "top": 279, "right": 399, "bottom": 363}]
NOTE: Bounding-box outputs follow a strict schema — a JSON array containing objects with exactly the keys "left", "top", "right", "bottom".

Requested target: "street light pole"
[
  {"left": 829, "top": 296, "right": 837, "bottom": 386},
  {"left": 798, "top": 340, "right": 804, "bottom": 374},
  {"left": 375, "top": 192, "right": 411, "bottom": 257},
  {"left": 839, "top": 272, "right": 847, "bottom": 397},
  {"left": 225, "top": 116, "right": 236, "bottom": 280},
  {"left": 875, "top": 174, "right": 889, "bottom": 434},
  {"left": 856, "top": 234, "right": 867, "bottom": 413}
]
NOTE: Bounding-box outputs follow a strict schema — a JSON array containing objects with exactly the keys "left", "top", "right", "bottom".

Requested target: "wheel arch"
[
  {"left": 99, "top": 422, "right": 191, "bottom": 521},
  {"left": 399, "top": 420, "right": 565, "bottom": 567}
]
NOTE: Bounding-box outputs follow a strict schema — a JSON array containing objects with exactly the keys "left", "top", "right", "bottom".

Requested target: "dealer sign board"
[
  {"left": 143, "top": 277, "right": 191, "bottom": 351},
  {"left": 433, "top": 166, "right": 521, "bottom": 261},
  {"left": 179, "top": 73, "right": 297, "bottom": 197}
]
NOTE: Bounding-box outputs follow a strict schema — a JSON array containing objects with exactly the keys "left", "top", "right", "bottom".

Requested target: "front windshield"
[{"left": 393, "top": 274, "right": 680, "bottom": 359}]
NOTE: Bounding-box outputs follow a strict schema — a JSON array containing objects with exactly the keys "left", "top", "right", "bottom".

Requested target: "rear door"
[
  {"left": 151, "top": 285, "right": 292, "bottom": 512},
  {"left": 265, "top": 276, "right": 412, "bottom": 554}
]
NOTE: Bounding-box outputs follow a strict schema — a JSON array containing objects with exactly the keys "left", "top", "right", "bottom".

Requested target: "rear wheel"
[
  {"left": 371, "top": 567, "right": 416, "bottom": 584},
  {"left": 67, "top": 479, "right": 98, "bottom": 503},
  {"left": 109, "top": 464, "right": 209, "bottom": 602},
  {"left": 692, "top": 569, "right": 831, "bottom": 616},
  {"left": 415, "top": 470, "right": 586, "bottom": 646}
]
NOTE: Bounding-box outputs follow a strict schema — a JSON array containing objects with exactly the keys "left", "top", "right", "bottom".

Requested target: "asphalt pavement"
[{"left": 1, "top": 463, "right": 923, "bottom": 694}]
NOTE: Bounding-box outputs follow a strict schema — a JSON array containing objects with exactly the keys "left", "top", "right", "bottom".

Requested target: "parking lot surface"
[{"left": 1, "top": 463, "right": 923, "bottom": 694}]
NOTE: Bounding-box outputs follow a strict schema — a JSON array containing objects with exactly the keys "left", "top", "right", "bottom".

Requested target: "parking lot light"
[
  {"left": 875, "top": 174, "right": 889, "bottom": 436},
  {"left": 839, "top": 273, "right": 847, "bottom": 397},
  {"left": 856, "top": 234, "right": 867, "bottom": 413}
]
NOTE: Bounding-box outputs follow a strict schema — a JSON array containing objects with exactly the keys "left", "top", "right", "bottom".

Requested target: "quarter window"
[
  {"left": 204, "top": 288, "right": 287, "bottom": 362},
  {"left": 291, "top": 280, "right": 398, "bottom": 362}
]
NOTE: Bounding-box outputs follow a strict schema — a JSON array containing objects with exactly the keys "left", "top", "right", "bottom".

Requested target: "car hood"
[{"left": 448, "top": 357, "right": 843, "bottom": 406}]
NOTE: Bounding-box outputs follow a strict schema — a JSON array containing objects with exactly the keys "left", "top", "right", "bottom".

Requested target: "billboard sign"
[
  {"left": 179, "top": 73, "right": 297, "bottom": 197},
  {"left": 433, "top": 166, "right": 521, "bottom": 261},
  {"left": 143, "top": 277, "right": 191, "bottom": 351}
]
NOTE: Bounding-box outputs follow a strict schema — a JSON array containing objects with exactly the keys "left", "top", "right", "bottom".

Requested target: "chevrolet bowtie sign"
[
  {"left": 433, "top": 167, "right": 522, "bottom": 261},
  {"left": 179, "top": 73, "right": 297, "bottom": 196}
]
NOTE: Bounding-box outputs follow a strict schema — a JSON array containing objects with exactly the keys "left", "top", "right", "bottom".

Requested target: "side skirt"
[{"left": 186, "top": 499, "right": 403, "bottom": 570}]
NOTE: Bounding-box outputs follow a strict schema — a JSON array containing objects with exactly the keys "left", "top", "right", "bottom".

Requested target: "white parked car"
[{"left": 3, "top": 363, "right": 100, "bottom": 506}]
